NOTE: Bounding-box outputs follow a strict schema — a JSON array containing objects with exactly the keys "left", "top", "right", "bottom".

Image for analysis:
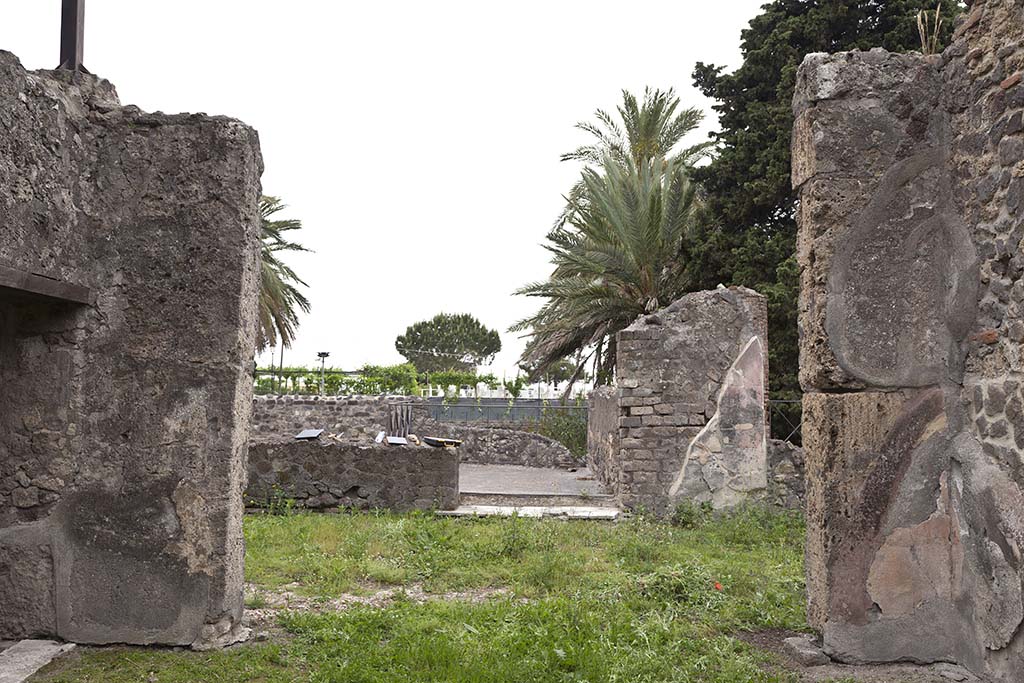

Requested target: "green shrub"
[
  {"left": 637, "top": 561, "right": 728, "bottom": 612},
  {"left": 671, "top": 500, "right": 714, "bottom": 529},
  {"left": 535, "top": 407, "right": 587, "bottom": 459}
]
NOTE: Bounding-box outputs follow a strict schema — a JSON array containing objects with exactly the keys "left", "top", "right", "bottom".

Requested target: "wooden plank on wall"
[{"left": 0, "top": 263, "right": 92, "bottom": 304}]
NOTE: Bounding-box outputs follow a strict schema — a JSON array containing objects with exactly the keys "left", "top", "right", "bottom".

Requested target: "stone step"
[
  {"left": 437, "top": 505, "right": 622, "bottom": 520},
  {"left": 0, "top": 640, "right": 76, "bottom": 683},
  {"left": 458, "top": 491, "right": 619, "bottom": 508}
]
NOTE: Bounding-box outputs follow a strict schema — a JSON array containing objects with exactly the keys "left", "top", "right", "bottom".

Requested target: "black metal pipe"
[{"left": 57, "top": 0, "right": 87, "bottom": 72}]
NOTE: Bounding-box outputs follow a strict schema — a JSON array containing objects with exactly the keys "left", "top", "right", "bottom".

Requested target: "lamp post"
[{"left": 317, "top": 352, "right": 330, "bottom": 396}]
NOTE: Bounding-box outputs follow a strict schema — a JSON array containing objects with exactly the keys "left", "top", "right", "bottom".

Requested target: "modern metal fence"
[
  {"left": 768, "top": 399, "right": 802, "bottom": 444},
  {"left": 421, "top": 398, "right": 587, "bottom": 424}
]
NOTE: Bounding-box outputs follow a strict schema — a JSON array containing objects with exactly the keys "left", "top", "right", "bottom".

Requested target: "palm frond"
[{"left": 257, "top": 195, "right": 312, "bottom": 352}]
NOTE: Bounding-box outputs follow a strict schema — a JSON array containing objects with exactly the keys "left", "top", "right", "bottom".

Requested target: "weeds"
[{"left": 40, "top": 508, "right": 808, "bottom": 683}]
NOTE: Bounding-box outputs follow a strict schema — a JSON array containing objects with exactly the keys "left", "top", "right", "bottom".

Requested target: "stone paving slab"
[
  {"left": 459, "top": 464, "right": 609, "bottom": 497},
  {"left": 459, "top": 491, "right": 619, "bottom": 508},
  {"left": 438, "top": 505, "right": 621, "bottom": 520},
  {"left": 0, "top": 640, "right": 75, "bottom": 683}
]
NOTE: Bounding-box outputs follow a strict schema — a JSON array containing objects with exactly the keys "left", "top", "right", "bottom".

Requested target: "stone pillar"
[
  {"left": 0, "top": 51, "right": 261, "bottom": 647},
  {"left": 793, "top": 2, "right": 1024, "bottom": 679},
  {"left": 587, "top": 386, "right": 622, "bottom": 494},
  {"left": 612, "top": 287, "right": 768, "bottom": 515}
]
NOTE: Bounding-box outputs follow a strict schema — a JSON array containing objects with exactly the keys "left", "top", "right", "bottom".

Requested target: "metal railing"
[
  {"left": 421, "top": 398, "right": 587, "bottom": 424},
  {"left": 768, "top": 399, "right": 802, "bottom": 444}
]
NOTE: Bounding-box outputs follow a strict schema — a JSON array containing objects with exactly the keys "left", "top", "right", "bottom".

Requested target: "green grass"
[{"left": 36, "top": 507, "right": 807, "bottom": 683}]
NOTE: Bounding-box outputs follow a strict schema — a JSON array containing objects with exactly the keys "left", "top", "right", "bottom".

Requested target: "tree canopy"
[
  {"left": 257, "top": 196, "right": 311, "bottom": 352},
  {"left": 690, "top": 0, "right": 961, "bottom": 399},
  {"left": 395, "top": 313, "right": 502, "bottom": 373},
  {"left": 514, "top": 89, "right": 706, "bottom": 385}
]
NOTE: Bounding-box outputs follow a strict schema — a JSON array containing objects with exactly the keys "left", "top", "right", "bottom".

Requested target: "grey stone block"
[
  {"left": 782, "top": 635, "right": 829, "bottom": 667},
  {"left": 794, "top": 5, "right": 1024, "bottom": 679},
  {"left": 0, "top": 50, "right": 260, "bottom": 645}
]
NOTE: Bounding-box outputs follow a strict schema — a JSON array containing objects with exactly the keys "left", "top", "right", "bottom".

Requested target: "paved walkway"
[{"left": 459, "top": 464, "right": 608, "bottom": 497}]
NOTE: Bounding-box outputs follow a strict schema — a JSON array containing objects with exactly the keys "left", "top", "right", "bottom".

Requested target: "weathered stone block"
[
  {"left": 0, "top": 524, "right": 55, "bottom": 639},
  {"left": 0, "top": 51, "right": 260, "bottom": 647},
  {"left": 794, "top": 5, "right": 1024, "bottom": 678},
  {"left": 794, "top": 50, "right": 978, "bottom": 392},
  {"left": 246, "top": 440, "right": 459, "bottom": 512}
]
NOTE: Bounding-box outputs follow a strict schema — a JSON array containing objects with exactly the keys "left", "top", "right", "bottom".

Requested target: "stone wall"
[
  {"left": 251, "top": 395, "right": 577, "bottom": 468},
  {"left": 246, "top": 440, "right": 459, "bottom": 512},
  {"left": 793, "top": 2, "right": 1024, "bottom": 678},
  {"left": 0, "top": 53, "right": 260, "bottom": 648},
  {"left": 417, "top": 422, "right": 577, "bottom": 468},
  {"left": 251, "top": 395, "right": 408, "bottom": 440},
  {"left": 607, "top": 287, "right": 769, "bottom": 514},
  {"left": 766, "top": 439, "right": 805, "bottom": 510},
  {"left": 587, "top": 386, "right": 621, "bottom": 492}
]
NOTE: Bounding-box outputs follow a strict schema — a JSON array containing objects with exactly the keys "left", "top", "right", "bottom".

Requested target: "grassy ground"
[{"left": 35, "top": 507, "right": 808, "bottom": 683}]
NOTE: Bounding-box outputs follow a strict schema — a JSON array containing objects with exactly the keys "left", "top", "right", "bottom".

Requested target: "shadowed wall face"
[
  {"left": 246, "top": 439, "right": 460, "bottom": 512},
  {"left": 794, "top": 1, "right": 1024, "bottom": 679},
  {"left": 0, "top": 51, "right": 261, "bottom": 648}
]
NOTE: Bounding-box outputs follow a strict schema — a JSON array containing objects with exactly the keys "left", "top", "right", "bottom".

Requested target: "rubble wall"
[
  {"left": 251, "top": 395, "right": 576, "bottom": 468},
  {"left": 0, "top": 52, "right": 261, "bottom": 647},
  {"left": 246, "top": 440, "right": 459, "bottom": 512},
  {"left": 793, "top": 1, "right": 1024, "bottom": 677},
  {"left": 610, "top": 288, "right": 769, "bottom": 514}
]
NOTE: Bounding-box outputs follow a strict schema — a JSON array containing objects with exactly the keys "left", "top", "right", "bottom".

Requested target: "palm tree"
[
  {"left": 554, "top": 87, "right": 710, "bottom": 229},
  {"left": 513, "top": 89, "right": 707, "bottom": 386},
  {"left": 562, "top": 87, "right": 708, "bottom": 167},
  {"left": 257, "top": 196, "right": 311, "bottom": 352},
  {"left": 512, "top": 154, "right": 701, "bottom": 385}
]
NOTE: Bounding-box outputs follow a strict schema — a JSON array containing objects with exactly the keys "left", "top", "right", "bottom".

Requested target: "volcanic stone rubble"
[{"left": 246, "top": 438, "right": 460, "bottom": 512}]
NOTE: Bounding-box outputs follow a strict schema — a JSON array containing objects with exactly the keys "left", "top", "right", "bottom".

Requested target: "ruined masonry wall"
[
  {"left": 587, "top": 387, "right": 621, "bottom": 493},
  {"left": 0, "top": 52, "right": 261, "bottom": 647},
  {"left": 251, "top": 395, "right": 577, "bottom": 468},
  {"left": 609, "top": 287, "right": 769, "bottom": 515},
  {"left": 793, "top": 1, "right": 1024, "bottom": 679},
  {"left": 251, "top": 395, "right": 411, "bottom": 440},
  {"left": 246, "top": 440, "right": 459, "bottom": 512}
]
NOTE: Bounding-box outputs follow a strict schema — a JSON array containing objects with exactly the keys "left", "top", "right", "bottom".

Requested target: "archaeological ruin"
[
  {"left": 0, "top": 52, "right": 261, "bottom": 648},
  {"left": 252, "top": 394, "right": 577, "bottom": 469},
  {"left": 793, "top": 0, "right": 1024, "bottom": 678},
  {"left": 246, "top": 438, "right": 460, "bottom": 512},
  {"left": 587, "top": 287, "right": 773, "bottom": 514}
]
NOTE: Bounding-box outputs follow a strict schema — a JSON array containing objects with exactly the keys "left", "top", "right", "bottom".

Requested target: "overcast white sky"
[{"left": 2, "top": 0, "right": 766, "bottom": 377}]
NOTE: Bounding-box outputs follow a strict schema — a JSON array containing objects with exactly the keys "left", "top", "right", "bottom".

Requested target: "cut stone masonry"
[{"left": 793, "top": 1, "right": 1024, "bottom": 679}]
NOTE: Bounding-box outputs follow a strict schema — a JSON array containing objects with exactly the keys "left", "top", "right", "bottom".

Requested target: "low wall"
[
  {"left": 251, "top": 395, "right": 409, "bottom": 440},
  {"left": 587, "top": 387, "right": 621, "bottom": 491},
  {"left": 251, "top": 396, "right": 578, "bottom": 469},
  {"left": 246, "top": 439, "right": 459, "bottom": 511},
  {"left": 418, "top": 421, "right": 577, "bottom": 468}
]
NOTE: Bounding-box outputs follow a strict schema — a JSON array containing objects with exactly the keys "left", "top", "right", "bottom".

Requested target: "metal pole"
[
  {"left": 58, "top": 0, "right": 88, "bottom": 72},
  {"left": 317, "top": 352, "right": 329, "bottom": 396},
  {"left": 279, "top": 345, "right": 285, "bottom": 394}
]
